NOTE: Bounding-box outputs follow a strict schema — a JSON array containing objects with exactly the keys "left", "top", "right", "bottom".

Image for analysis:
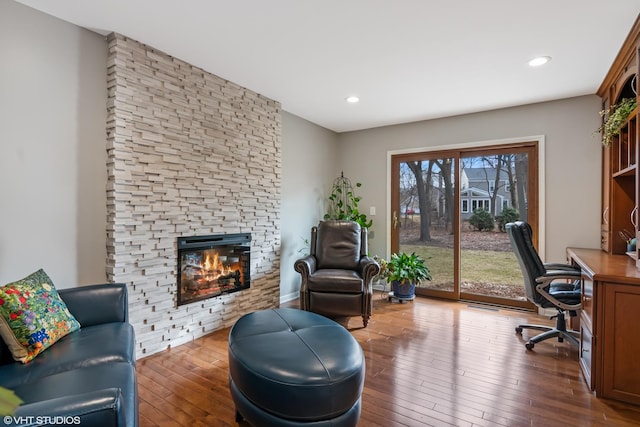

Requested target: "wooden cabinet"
[
  {"left": 568, "top": 248, "right": 640, "bottom": 406},
  {"left": 576, "top": 15, "right": 640, "bottom": 408},
  {"left": 598, "top": 18, "right": 640, "bottom": 256},
  {"left": 601, "top": 282, "right": 640, "bottom": 403}
]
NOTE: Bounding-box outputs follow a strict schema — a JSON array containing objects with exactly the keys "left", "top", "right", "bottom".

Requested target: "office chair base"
[
  {"left": 515, "top": 309, "right": 579, "bottom": 350},
  {"left": 516, "top": 326, "right": 579, "bottom": 350}
]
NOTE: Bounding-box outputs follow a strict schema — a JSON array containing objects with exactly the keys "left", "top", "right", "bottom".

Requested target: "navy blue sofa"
[{"left": 0, "top": 283, "right": 137, "bottom": 427}]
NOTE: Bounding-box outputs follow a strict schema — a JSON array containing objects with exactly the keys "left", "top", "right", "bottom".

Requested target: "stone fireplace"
[{"left": 105, "top": 33, "right": 282, "bottom": 358}]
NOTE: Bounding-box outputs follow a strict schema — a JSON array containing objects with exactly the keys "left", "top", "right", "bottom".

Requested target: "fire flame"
[{"left": 203, "top": 252, "right": 233, "bottom": 278}]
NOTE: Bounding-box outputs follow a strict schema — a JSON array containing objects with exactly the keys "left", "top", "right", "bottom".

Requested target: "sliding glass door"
[
  {"left": 391, "top": 142, "right": 538, "bottom": 308},
  {"left": 391, "top": 153, "right": 458, "bottom": 298}
]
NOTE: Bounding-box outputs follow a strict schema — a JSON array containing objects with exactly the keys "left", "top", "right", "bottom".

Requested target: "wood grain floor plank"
[{"left": 137, "top": 297, "right": 640, "bottom": 426}]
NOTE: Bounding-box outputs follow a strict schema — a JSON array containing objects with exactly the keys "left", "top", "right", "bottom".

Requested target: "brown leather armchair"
[{"left": 294, "top": 220, "right": 380, "bottom": 327}]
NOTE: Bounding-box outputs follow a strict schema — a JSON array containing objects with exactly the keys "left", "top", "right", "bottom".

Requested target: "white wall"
[
  {"left": 280, "top": 111, "right": 339, "bottom": 302},
  {"left": 0, "top": 1, "right": 340, "bottom": 299},
  {"left": 0, "top": 0, "right": 606, "bottom": 297},
  {"left": 337, "top": 95, "right": 603, "bottom": 262},
  {"left": 0, "top": 0, "right": 107, "bottom": 286}
]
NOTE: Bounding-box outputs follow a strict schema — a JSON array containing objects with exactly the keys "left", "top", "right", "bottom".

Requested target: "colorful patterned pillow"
[{"left": 0, "top": 269, "right": 80, "bottom": 363}]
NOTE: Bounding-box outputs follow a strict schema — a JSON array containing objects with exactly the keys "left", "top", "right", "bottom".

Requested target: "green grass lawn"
[{"left": 399, "top": 244, "right": 524, "bottom": 297}]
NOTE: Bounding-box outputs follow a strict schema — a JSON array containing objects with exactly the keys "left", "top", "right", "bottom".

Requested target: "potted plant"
[
  {"left": 596, "top": 97, "right": 637, "bottom": 146},
  {"left": 324, "top": 172, "right": 372, "bottom": 229},
  {"left": 386, "top": 252, "right": 431, "bottom": 299}
]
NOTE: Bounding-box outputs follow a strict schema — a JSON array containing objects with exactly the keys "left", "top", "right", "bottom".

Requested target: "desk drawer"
[
  {"left": 581, "top": 275, "right": 594, "bottom": 326},
  {"left": 579, "top": 321, "right": 594, "bottom": 390}
]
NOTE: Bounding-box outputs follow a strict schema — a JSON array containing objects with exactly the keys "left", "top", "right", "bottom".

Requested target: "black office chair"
[{"left": 506, "top": 221, "right": 582, "bottom": 350}]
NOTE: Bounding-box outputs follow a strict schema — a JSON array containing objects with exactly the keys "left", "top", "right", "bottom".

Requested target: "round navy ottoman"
[{"left": 228, "top": 308, "right": 365, "bottom": 427}]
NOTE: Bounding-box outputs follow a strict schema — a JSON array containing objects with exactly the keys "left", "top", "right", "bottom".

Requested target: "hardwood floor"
[{"left": 137, "top": 296, "right": 640, "bottom": 426}]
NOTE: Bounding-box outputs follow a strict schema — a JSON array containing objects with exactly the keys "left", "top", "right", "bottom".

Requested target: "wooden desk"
[{"left": 567, "top": 247, "right": 640, "bottom": 405}]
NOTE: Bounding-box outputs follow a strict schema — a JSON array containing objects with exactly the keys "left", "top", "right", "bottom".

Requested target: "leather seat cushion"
[
  {"left": 228, "top": 308, "right": 365, "bottom": 421},
  {"left": 307, "top": 269, "right": 363, "bottom": 293},
  {"left": 535, "top": 281, "right": 582, "bottom": 308},
  {"left": 545, "top": 281, "right": 582, "bottom": 306},
  {"left": 11, "top": 362, "right": 137, "bottom": 427},
  {"left": 0, "top": 322, "right": 135, "bottom": 389}
]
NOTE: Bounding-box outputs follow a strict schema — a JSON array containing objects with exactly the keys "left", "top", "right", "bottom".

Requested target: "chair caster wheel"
[
  {"left": 525, "top": 342, "right": 535, "bottom": 350},
  {"left": 515, "top": 326, "right": 523, "bottom": 334}
]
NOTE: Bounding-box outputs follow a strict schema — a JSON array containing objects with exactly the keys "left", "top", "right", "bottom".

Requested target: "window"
[
  {"left": 462, "top": 199, "right": 469, "bottom": 213},
  {"left": 471, "top": 199, "right": 490, "bottom": 211}
]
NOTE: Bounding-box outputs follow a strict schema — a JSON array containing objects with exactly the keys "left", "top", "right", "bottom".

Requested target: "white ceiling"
[{"left": 14, "top": 0, "right": 640, "bottom": 133}]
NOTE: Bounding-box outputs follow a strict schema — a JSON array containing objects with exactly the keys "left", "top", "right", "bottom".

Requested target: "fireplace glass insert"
[{"left": 177, "top": 233, "right": 251, "bottom": 306}]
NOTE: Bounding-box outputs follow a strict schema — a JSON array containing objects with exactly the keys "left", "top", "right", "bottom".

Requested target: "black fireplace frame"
[{"left": 176, "top": 233, "right": 251, "bottom": 306}]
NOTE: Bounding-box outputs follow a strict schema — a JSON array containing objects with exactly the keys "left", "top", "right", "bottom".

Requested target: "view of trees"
[{"left": 400, "top": 153, "right": 529, "bottom": 240}]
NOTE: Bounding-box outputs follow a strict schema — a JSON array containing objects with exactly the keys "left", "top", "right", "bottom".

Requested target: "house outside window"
[{"left": 471, "top": 199, "right": 490, "bottom": 211}]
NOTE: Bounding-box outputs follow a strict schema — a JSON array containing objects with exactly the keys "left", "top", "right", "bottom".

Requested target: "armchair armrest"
[
  {"left": 294, "top": 256, "right": 317, "bottom": 311},
  {"left": 59, "top": 284, "right": 128, "bottom": 327},
  {"left": 537, "top": 270, "right": 581, "bottom": 282},
  {"left": 358, "top": 256, "right": 380, "bottom": 287},
  {"left": 294, "top": 256, "right": 317, "bottom": 281},
  {"left": 11, "top": 388, "right": 126, "bottom": 427},
  {"left": 543, "top": 262, "right": 580, "bottom": 272},
  {"left": 535, "top": 271, "right": 582, "bottom": 312}
]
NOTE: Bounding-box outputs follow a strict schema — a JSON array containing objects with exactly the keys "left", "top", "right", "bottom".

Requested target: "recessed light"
[
  {"left": 528, "top": 56, "right": 551, "bottom": 67},
  {"left": 345, "top": 96, "right": 360, "bottom": 103}
]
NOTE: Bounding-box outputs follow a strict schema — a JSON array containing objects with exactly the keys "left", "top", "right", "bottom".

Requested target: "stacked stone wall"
[{"left": 106, "top": 33, "right": 281, "bottom": 358}]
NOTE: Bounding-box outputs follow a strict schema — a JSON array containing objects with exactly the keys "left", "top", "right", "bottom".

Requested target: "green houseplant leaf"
[
  {"left": 386, "top": 252, "right": 432, "bottom": 285},
  {"left": 596, "top": 97, "right": 637, "bottom": 147}
]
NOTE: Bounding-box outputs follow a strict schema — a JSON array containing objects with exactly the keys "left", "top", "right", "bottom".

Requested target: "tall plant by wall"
[{"left": 324, "top": 172, "right": 372, "bottom": 228}]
